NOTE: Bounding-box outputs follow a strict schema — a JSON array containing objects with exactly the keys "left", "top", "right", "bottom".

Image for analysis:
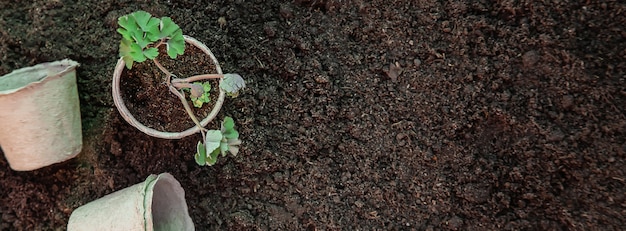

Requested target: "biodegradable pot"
[
  {"left": 0, "top": 59, "right": 82, "bottom": 171},
  {"left": 112, "top": 35, "right": 226, "bottom": 139},
  {"left": 67, "top": 173, "right": 195, "bottom": 231}
]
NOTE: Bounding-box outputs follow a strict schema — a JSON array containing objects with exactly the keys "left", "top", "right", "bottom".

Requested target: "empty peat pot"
[
  {"left": 0, "top": 59, "right": 82, "bottom": 171},
  {"left": 67, "top": 173, "right": 195, "bottom": 231}
]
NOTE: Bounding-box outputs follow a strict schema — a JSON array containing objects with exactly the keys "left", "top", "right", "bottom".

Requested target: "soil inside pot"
[{"left": 119, "top": 43, "right": 220, "bottom": 133}]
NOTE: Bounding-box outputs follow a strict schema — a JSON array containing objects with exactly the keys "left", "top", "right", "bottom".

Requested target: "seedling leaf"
[
  {"left": 119, "top": 39, "right": 135, "bottom": 69},
  {"left": 220, "top": 73, "right": 246, "bottom": 97},
  {"left": 194, "top": 141, "right": 206, "bottom": 166},
  {"left": 229, "top": 145, "right": 240, "bottom": 156},
  {"left": 220, "top": 142, "right": 229, "bottom": 157},
  {"left": 222, "top": 117, "right": 235, "bottom": 131},
  {"left": 190, "top": 82, "right": 211, "bottom": 108},
  {"left": 128, "top": 43, "right": 147, "bottom": 62},
  {"left": 117, "top": 11, "right": 186, "bottom": 69},
  {"left": 206, "top": 147, "right": 220, "bottom": 166},
  {"left": 132, "top": 11, "right": 159, "bottom": 34},
  {"left": 159, "top": 17, "right": 181, "bottom": 38},
  {"left": 221, "top": 116, "right": 239, "bottom": 139},
  {"left": 117, "top": 16, "right": 137, "bottom": 41},
  {"left": 143, "top": 47, "right": 159, "bottom": 60},
  {"left": 192, "top": 117, "right": 242, "bottom": 166},
  {"left": 226, "top": 138, "right": 241, "bottom": 156},
  {"left": 205, "top": 130, "right": 223, "bottom": 153},
  {"left": 224, "top": 128, "right": 239, "bottom": 140},
  {"left": 192, "top": 98, "right": 202, "bottom": 108},
  {"left": 189, "top": 83, "right": 204, "bottom": 98},
  {"left": 166, "top": 30, "right": 185, "bottom": 59}
]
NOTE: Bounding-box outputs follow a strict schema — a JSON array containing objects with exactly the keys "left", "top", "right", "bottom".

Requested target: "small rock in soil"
[{"left": 385, "top": 62, "right": 403, "bottom": 81}]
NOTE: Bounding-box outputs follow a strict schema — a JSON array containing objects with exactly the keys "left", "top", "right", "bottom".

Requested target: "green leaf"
[
  {"left": 119, "top": 39, "right": 134, "bottom": 69},
  {"left": 117, "top": 28, "right": 132, "bottom": 42},
  {"left": 224, "top": 129, "right": 239, "bottom": 140},
  {"left": 220, "top": 116, "right": 241, "bottom": 157},
  {"left": 194, "top": 141, "right": 206, "bottom": 166},
  {"left": 221, "top": 117, "right": 239, "bottom": 139},
  {"left": 206, "top": 147, "right": 220, "bottom": 166},
  {"left": 202, "top": 81, "right": 211, "bottom": 92},
  {"left": 122, "top": 56, "right": 134, "bottom": 69},
  {"left": 143, "top": 47, "right": 159, "bottom": 60},
  {"left": 145, "top": 23, "right": 161, "bottom": 42},
  {"left": 204, "top": 130, "right": 223, "bottom": 166},
  {"left": 117, "top": 11, "right": 186, "bottom": 64},
  {"left": 220, "top": 73, "right": 246, "bottom": 97},
  {"left": 118, "top": 11, "right": 160, "bottom": 46},
  {"left": 129, "top": 43, "right": 147, "bottom": 62},
  {"left": 159, "top": 17, "right": 181, "bottom": 38},
  {"left": 117, "top": 15, "right": 137, "bottom": 41},
  {"left": 201, "top": 94, "right": 210, "bottom": 102},
  {"left": 133, "top": 33, "right": 151, "bottom": 48},
  {"left": 205, "top": 130, "right": 223, "bottom": 153},
  {"left": 220, "top": 142, "right": 229, "bottom": 157},
  {"left": 190, "top": 82, "right": 211, "bottom": 108},
  {"left": 120, "top": 36, "right": 156, "bottom": 69},
  {"left": 222, "top": 116, "right": 235, "bottom": 130},
  {"left": 197, "top": 117, "right": 243, "bottom": 164},
  {"left": 166, "top": 30, "right": 185, "bottom": 59},
  {"left": 132, "top": 11, "right": 159, "bottom": 34},
  {"left": 192, "top": 98, "right": 203, "bottom": 108}
]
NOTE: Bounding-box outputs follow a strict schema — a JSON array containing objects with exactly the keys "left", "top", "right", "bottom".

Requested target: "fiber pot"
[
  {"left": 67, "top": 173, "right": 194, "bottom": 231},
  {"left": 0, "top": 59, "right": 82, "bottom": 171}
]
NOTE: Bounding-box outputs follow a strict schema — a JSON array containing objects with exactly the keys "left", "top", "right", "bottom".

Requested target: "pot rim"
[{"left": 0, "top": 59, "right": 79, "bottom": 95}]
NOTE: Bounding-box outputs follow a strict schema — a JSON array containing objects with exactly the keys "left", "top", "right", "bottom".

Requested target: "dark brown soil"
[{"left": 1, "top": 0, "right": 625, "bottom": 230}]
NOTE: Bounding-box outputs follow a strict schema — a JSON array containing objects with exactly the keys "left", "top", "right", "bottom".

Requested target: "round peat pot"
[
  {"left": 67, "top": 173, "right": 195, "bottom": 231},
  {"left": 112, "top": 35, "right": 226, "bottom": 139},
  {"left": 0, "top": 59, "right": 82, "bottom": 171}
]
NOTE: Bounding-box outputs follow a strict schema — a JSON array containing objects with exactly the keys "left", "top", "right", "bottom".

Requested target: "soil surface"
[{"left": 1, "top": 0, "right": 625, "bottom": 230}]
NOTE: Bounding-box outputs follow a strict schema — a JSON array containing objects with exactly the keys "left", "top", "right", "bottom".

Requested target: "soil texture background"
[{"left": 1, "top": 0, "right": 625, "bottom": 230}]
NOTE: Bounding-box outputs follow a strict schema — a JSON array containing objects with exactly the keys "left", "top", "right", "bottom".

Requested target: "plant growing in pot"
[{"left": 111, "top": 11, "right": 245, "bottom": 166}]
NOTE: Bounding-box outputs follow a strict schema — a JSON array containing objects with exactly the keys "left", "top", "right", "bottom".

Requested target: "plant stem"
[
  {"left": 152, "top": 58, "right": 173, "bottom": 83},
  {"left": 152, "top": 57, "right": 206, "bottom": 133},
  {"left": 171, "top": 82, "right": 194, "bottom": 90},
  {"left": 171, "top": 74, "right": 224, "bottom": 84},
  {"left": 168, "top": 85, "right": 207, "bottom": 132}
]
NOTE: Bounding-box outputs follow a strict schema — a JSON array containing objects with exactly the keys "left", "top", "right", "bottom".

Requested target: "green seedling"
[
  {"left": 221, "top": 73, "right": 246, "bottom": 97},
  {"left": 195, "top": 117, "right": 241, "bottom": 166},
  {"left": 117, "top": 11, "right": 246, "bottom": 166},
  {"left": 188, "top": 82, "right": 211, "bottom": 108},
  {"left": 117, "top": 11, "right": 184, "bottom": 69}
]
